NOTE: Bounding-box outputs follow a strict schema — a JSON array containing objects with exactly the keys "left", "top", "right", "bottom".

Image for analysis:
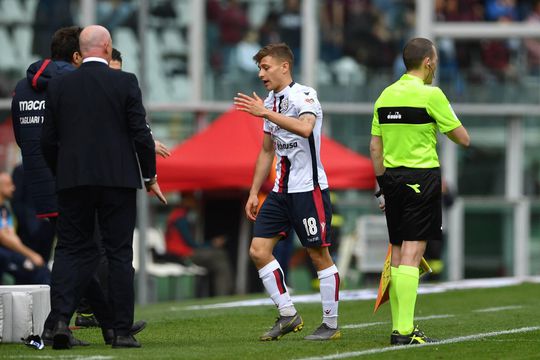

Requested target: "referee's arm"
[
  {"left": 445, "top": 125, "right": 470, "bottom": 147},
  {"left": 370, "top": 135, "right": 385, "bottom": 176}
]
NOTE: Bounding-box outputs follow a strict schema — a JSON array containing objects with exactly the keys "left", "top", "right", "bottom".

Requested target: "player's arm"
[
  {"left": 263, "top": 111, "right": 315, "bottom": 138},
  {"left": 0, "top": 227, "right": 44, "bottom": 267},
  {"left": 234, "top": 92, "right": 316, "bottom": 138},
  {"left": 369, "top": 135, "right": 385, "bottom": 176},
  {"left": 370, "top": 135, "right": 386, "bottom": 211},
  {"left": 245, "top": 133, "right": 275, "bottom": 221},
  {"left": 445, "top": 125, "right": 470, "bottom": 147}
]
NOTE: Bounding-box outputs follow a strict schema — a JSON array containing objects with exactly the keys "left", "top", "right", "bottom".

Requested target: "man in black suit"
[{"left": 41, "top": 25, "right": 166, "bottom": 350}]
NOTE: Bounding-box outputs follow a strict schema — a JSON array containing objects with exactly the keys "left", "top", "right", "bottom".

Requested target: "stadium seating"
[{"left": 132, "top": 228, "right": 206, "bottom": 301}]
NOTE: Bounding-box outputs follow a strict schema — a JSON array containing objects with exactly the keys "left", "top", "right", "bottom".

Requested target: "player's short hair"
[
  {"left": 403, "top": 38, "right": 435, "bottom": 71},
  {"left": 50, "top": 26, "right": 83, "bottom": 62},
  {"left": 253, "top": 43, "right": 294, "bottom": 73},
  {"left": 112, "top": 48, "right": 123, "bottom": 63}
]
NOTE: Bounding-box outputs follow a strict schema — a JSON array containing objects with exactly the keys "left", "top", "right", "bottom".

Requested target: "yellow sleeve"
[
  {"left": 371, "top": 101, "right": 381, "bottom": 136},
  {"left": 427, "top": 87, "right": 462, "bottom": 133}
]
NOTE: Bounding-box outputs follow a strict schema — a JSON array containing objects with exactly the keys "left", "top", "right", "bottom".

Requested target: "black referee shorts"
[{"left": 381, "top": 167, "right": 442, "bottom": 245}]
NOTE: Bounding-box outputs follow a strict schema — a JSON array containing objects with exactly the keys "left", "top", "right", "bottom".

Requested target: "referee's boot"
[
  {"left": 259, "top": 313, "right": 304, "bottom": 341},
  {"left": 390, "top": 326, "right": 438, "bottom": 345}
]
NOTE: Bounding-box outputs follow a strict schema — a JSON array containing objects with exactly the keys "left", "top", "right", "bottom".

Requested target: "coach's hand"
[
  {"left": 245, "top": 193, "right": 259, "bottom": 221},
  {"left": 154, "top": 140, "right": 171, "bottom": 158},
  {"left": 145, "top": 179, "right": 167, "bottom": 204}
]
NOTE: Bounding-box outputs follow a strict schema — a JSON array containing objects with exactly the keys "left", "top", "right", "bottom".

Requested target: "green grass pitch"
[{"left": 1, "top": 282, "right": 539, "bottom": 359}]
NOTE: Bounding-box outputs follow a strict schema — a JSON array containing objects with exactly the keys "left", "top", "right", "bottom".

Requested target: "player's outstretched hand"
[
  {"left": 234, "top": 92, "right": 266, "bottom": 117},
  {"left": 154, "top": 140, "right": 171, "bottom": 158},
  {"left": 245, "top": 193, "right": 259, "bottom": 221}
]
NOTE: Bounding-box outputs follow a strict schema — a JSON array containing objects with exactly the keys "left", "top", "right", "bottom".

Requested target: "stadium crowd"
[{"left": 1, "top": 0, "right": 540, "bottom": 101}]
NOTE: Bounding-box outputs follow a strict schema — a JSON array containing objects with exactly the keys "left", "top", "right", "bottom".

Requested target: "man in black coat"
[
  {"left": 12, "top": 26, "right": 148, "bottom": 348},
  {"left": 41, "top": 25, "right": 166, "bottom": 349}
]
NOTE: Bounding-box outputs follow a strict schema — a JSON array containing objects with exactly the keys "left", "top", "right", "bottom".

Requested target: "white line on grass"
[
  {"left": 181, "top": 276, "right": 540, "bottom": 311},
  {"left": 294, "top": 326, "right": 540, "bottom": 360},
  {"left": 416, "top": 314, "right": 455, "bottom": 320},
  {"left": 342, "top": 321, "right": 387, "bottom": 329},
  {"left": 343, "top": 314, "right": 455, "bottom": 329},
  {"left": 473, "top": 305, "right": 523, "bottom": 313}
]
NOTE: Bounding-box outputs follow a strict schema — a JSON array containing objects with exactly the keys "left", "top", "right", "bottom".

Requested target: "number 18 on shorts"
[{"left": 253, "top": 187, "right": 333, "bottom": 248}]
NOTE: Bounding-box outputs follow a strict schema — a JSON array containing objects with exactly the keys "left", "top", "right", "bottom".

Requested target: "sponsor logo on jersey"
[
  {"left": 19, "top": 116, "right": 43, "bottom": 125},
  {"left": 276, "top": 141, "right": 298, "bottom": 150},
  {"left": 279, "top": 98, "right": 289, "bottom": 112},
  {"left": 305, "top": 98, "right": 314, "bottom": 104},
  {"left": 386, "top": 111, "right": 402, "bottom": 120},
  {"left": 19, "top": 100, "right": 45, "bottom": 111}
]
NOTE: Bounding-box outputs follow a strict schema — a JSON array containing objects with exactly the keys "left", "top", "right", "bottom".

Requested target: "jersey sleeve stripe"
[{"left": 299, "top": 111, "right": 317, "bottom": 118}]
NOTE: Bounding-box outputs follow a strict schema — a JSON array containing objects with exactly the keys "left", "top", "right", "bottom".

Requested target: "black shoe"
[
  {"left": 390, "top": 326, "right": 438, "bottom": 345},
  {"left": 42, "top": 328, "right": 55, "bottom": 346},
  {"left": 75, "top": 313, "right": 100, "bottom": 327},
  {"left": 103, "top": 320, "right": 148, "bottom": 345},
  {"left": 44, "top": 323, "right": 90, "bottom": 349},
  {"left": 112, "top": 334, "right": 141, "bottom": 348}
]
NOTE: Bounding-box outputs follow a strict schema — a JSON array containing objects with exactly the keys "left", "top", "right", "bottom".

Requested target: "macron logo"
[
  {"left": 19, "top": 100, "right": 45, "bottom": 111},
  {"left": 387, "top": 111, "right": 402, "bottom": 120}
]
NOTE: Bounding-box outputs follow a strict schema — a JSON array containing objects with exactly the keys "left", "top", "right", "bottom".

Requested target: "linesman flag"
[{"left": 373, "top": 244, "right": 432, "bottom": 313}]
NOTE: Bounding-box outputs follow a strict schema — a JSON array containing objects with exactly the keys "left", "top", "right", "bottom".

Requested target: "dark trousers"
[
  {"left": 48, "top": 186, "right": 136, "bottom": 335},
  {"left": 44, "top": 217, "right": 113, "bottom": 331}
]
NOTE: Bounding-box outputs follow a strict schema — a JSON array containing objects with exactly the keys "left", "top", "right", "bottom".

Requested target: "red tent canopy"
[{"left": 157, "top": 109, "right": 375, "bottom": 192}]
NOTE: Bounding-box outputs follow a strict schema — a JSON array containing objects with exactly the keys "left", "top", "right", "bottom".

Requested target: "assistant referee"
[{"left": 370, "top": 37, "right": 470, "bottom": 345}]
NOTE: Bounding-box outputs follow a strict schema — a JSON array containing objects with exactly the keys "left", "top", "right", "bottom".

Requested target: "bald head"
[{"left": 80, "top": 25, "right": 113, "bottom": 62}]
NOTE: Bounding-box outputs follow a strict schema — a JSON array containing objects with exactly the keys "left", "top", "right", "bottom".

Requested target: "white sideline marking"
[
  {"left": 343, "top": 321, "right": 387, "bottom": 329},
  {"left": 473, "top": 305, "right": 523, "bottom": 313},
  {"left": 343, "top": 314, "right": 455, "bottom": 329},
  {"left": 181, "top": 276, "right": 540, "bottom": 311},
  {"left": 294, "top": 326, "right": 540, "bottom": 360},
  {"left": 416, "top": 314, "right": 455, "bottom": 321}
]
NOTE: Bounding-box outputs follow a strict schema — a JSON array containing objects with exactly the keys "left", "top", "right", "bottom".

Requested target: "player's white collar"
[{"left": 274, "top": 81, "right": 295, "bottom": 97}]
